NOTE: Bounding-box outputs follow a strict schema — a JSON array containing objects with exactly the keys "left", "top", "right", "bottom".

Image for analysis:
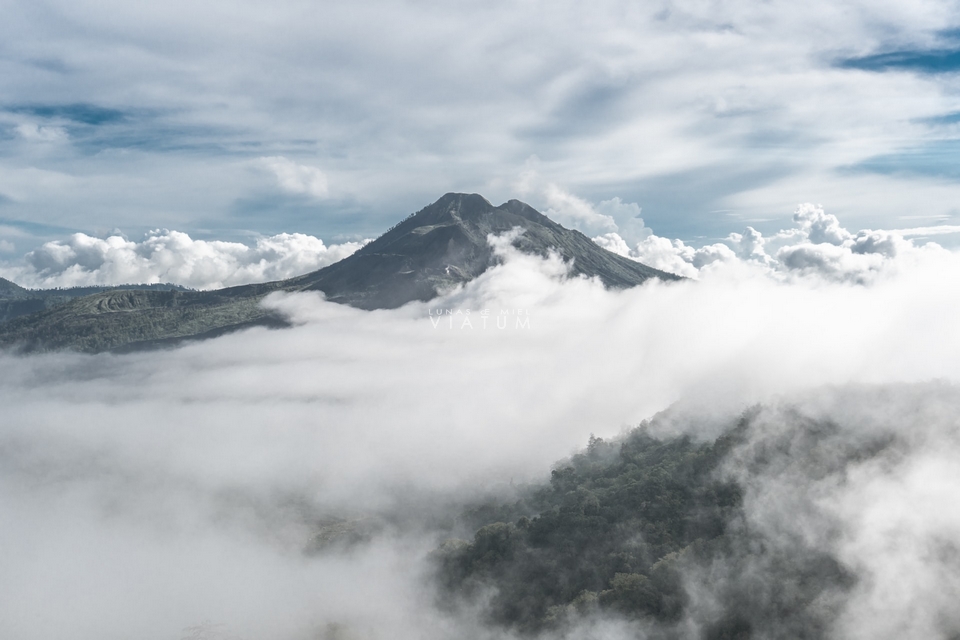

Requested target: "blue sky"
[{"left": 3, "top": 0, "right": 960, "bottom": 258}]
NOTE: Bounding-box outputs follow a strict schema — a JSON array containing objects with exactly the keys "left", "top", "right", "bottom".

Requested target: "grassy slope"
[{"left": 0, "top": 285, "right": 287, "bottom": 353}]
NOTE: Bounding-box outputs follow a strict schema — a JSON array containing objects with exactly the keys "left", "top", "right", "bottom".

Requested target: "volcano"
[{"left": 0, "top": 193, "right": 680, "bottom": 353}]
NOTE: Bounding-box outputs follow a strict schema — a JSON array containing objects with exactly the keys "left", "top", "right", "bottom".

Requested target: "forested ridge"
[{"left": 434, "top": 412, "right": 855, "bottom": 639}]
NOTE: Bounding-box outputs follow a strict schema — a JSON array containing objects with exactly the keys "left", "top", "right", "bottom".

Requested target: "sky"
[{"left": 4, "top": 0, "right": 960, "bottom": 268}]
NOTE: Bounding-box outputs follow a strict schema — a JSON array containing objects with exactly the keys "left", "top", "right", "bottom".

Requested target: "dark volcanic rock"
[{"left": 286, "top": 193, "right": 678, "bottom": 309}]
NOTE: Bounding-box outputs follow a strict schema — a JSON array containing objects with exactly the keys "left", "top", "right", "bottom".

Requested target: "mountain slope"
[
  {"left": 0, "top": 283, "right": 286, "bottom": 353},
  {"left": 0, "top": 278, "right": 189, "bottom": 325},
  {"left": 284, "top": 194, "right": 674, "bottom": 309},
  {"left": 0, "top": 277, "right": 29, "bottom": 298},
  {"left": 0, "top": 194, "right": 680, "bottom": 353},
  {"left": 435, "top": 411, "right": 856, "bottom": 637}
]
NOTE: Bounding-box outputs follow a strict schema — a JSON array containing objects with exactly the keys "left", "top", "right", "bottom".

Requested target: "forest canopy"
[{"left": 433, "top": 411, "right": 859, "bottom": 639}]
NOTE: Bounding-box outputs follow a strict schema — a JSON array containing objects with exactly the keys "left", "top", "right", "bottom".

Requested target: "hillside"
[
  {"left": 435, "top": 412, "right": 857, "bottom": 639},
  {"left": 0, "top": 278, "right": 189, "bottom": 325}
]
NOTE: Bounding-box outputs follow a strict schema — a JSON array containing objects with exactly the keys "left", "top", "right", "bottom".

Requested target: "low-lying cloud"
[
  {"left": 7, "top": 197, "right": 957, "bottom": 293},
  {"left": 3, "top": 221, "right": 960, "bottom": 638},
  {"left": 595, "top": 201, "right": 958, "bottom": 284},
  {"left": 0, "top": 230, "right": 368, "bottom": 290}
]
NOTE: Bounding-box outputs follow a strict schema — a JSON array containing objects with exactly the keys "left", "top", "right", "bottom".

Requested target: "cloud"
[
  {"left": 15, "top": 123, "right": 69, "bottom": 143},
  {"left": 595, "top": 228, "right": 741, "bottom": 278},
  {"left": 896, "top": 224, "right": 960, "bottom": 237},
  {"left": 0, "top": 230, "right": 368, "bottom": 289},
  {"left": 516, "top": 162, "right": 640, "bottom": 237},
  {"left": 6, "top": 0, "right": 960, "bottom": 241},
  {"left": 594, "top": 202, "right": 956, "bottom": 283},
  {"left": 14, "top": 187, "right": 938, "bottom": 291},
  {"left": 793, "top": 202, "right": 851, "bottom": 245},
  {"left": 5, "top": 0, "right": 960, "bottom": 633},
  {"left": 540, "top": 183, "right": 619, "bottom": 236},
  {"left": 3, "top": 228, "right": 960, "bottom": 637},
  {"left": 596, "top": 197, "right": 650, "bottom": 245},
  {"left": 259, "top": 156, "right": 329, "bottom": 199},
  {"left": 664, "top": 384, "right": 960, "bottom": 639}
]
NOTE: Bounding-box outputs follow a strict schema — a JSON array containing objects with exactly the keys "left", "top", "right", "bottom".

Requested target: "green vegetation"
[
  {"left": 0, "top": 285, "right": 286, "bottom": 353},
  {"left": 435, "top": 415, "right": 854, "bottom": 638},
  {"left": 0, "top": 278, "right": 191, "bottom": 325},
  {"left": 436, "top": 426, "right": 744, "bottom": 631}
]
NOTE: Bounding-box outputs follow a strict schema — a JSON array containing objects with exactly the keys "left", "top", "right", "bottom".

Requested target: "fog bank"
[{"left": 3, "top": 219, "right": 960, "bottom": 638}]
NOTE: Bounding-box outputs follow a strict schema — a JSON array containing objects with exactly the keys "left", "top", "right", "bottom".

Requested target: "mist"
[{"left": 3, "top": 218, "right": 960, "bottom": 638}]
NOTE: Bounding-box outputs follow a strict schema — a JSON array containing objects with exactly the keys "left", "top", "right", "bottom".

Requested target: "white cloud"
[
  {"left": 6, "top": 193, "right": 948, "bottom": 293},
  {"left": 597, "top": 197, "right": 650, "bottom": 245},
  {"left": 3, "top": 232, "right": 960, "bottom": 637},
  {"left": 728, "top": 225, "right": 772, "bottom": 263},
  {"left": 596, "top": 229, "right": 739, "bottom": 278},
  {"left": 540, "top": 183, "right": 618, "bottom": 236},
  {"left": 793, "top": 202, "right": 851, "bottom": 245},
  {"left": 259, "top": 156, "right": 329, "bottom": 198},
  {"left": 665, "top": 385, "right": 960, "bottom": 639},
  {"left": 0, "top": 230, "right": 368, "bottom": 289},
  {"left": 594, "top": 202, "right": 955, "bottom": 284},
  {"left": 15, "top": 123, "right": 69, "bottom": 143},
  {"left": 3, "top": 0, "right": 960, "bottom": 238},
  {"left": 896, "top": 225, "right": 960, "bottom": 237},
  {"left": 0, "top": 236, "right": 960, "bottom": 640},
  {"left": 0, "top": 240, "right": 14, "bottom": 253},
  {"left": 514, "top": 167, "right": 621, "bottom": 237},
  {"left": 516, "top": 163, "right": 638, "bottom": 237}
]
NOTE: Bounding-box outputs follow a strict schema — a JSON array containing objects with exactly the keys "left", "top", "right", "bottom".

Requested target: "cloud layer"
[
  {"left": 3, "top": 229, "right": 960, "bottom": 637},
  {"left": 5, "top": 198, "right": 958, "bottom": 292},
  {"left": 594, "top": 201, "right": 959, "bottom": 284},
  {"left": 0, "top": 230, "right": 367, "bottom": 290},
  {"left": 635, "top": 384, "right": 960, "bottom": 639}
]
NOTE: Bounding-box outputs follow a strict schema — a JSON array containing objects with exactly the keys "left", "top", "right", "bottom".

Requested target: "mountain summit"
[
  {"left": 284, "top": 193, "right": 677, "bottom": 309},
  {"left": 0, "top": 194, "right": 679, "bottom": 352}
]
